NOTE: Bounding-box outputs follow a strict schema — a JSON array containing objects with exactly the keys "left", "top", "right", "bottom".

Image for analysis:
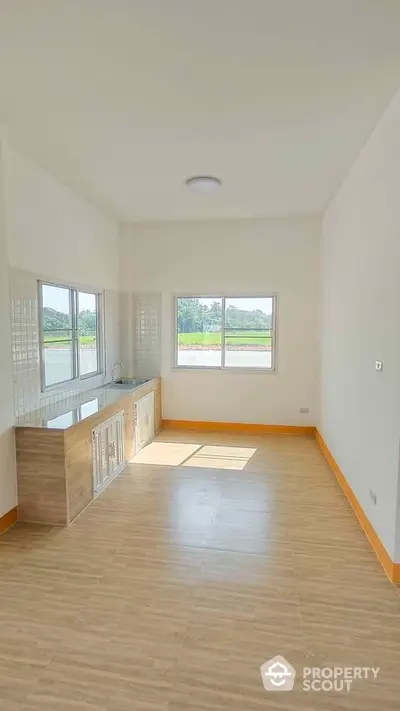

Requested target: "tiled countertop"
[{"left": 16, "top": 378, "right": 157, "bottom": 430}]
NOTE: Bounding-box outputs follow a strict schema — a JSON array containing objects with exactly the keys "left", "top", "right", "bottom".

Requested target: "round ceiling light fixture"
[{"left": 185, "top": 175, "right": 222, "bottom": 193}]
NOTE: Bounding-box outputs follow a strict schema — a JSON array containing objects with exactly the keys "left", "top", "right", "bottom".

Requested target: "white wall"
[
  {"left": 0, "top": 139, "right": 121, "bottom": 515},
  {"left": 321, "top": 88, "right": 400, "bottom": 561},
  {"left": 3, "top": 144, "right": 121, "bottom": 417},
  {"left": 120, "top": 217, "right": 320, "bottom": 426},
  {"left": 0, "top": 136, "right": 17, "bottom": 517},
  {"left": 5, "top": 145, "right": 119, "bottom": 290}
]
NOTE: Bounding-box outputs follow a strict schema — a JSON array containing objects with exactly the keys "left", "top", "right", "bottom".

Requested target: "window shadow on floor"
[{"left": 130, "top": 441, "right": 256, "bottom": 470}]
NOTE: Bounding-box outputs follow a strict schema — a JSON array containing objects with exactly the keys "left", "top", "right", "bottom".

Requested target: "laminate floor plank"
[{"left": 1, "top": 430, "right": 399, "bottom": 710}]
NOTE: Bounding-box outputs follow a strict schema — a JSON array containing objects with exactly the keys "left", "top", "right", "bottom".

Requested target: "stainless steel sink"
[
  {"left": 104, "top": 378, "right": 150, "bottom": 389},
  {"left": 115, "top": 378, "right": 149, "bottom": 386}
]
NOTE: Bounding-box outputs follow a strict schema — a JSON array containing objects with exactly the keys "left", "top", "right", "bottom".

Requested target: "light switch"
[{"left": 375, "top": 361, "right": 383, "bottom": 372}]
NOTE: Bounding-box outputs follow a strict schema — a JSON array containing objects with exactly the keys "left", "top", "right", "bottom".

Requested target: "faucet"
[{"left": 111, "top": 362, "right": 124, "bottom": 383}]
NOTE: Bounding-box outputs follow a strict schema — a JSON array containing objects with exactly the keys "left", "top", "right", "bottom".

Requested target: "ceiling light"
[{"left": 185, "top": 176, "right": 222, "bottom": 193}]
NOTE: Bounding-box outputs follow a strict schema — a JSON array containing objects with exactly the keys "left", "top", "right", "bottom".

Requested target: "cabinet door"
[
  {"left": 108, "top": 411, "right": 125, "bottom": 476},
  {"left": 115, "top": 412, "right": 125, "bottom": 468},
  {"left": 92, "top": 425, "right": 111, "bottom": 494},
  {"left": 92, "top": 411, "right": 125, "bottom": 495},
  {"left": 92, "top": 430, "right": 102, "bottom": 493},
  {"left": 155, "top": 387, "right": 161, "bottom": 432},
  {"left": 135, "top": 392, "right": 155, "bottom": 453}
]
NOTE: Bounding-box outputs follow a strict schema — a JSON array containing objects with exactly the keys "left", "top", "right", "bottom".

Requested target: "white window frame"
[
  {"left": 173, "top": 294, "right": 277, "bottom": 372},
  {"left": 38, "top": 281, "right": 104, "bottom": 391}
]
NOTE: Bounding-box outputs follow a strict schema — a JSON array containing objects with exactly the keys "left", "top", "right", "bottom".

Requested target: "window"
[
  {"left": 175, "top": 295, "right": 276, "bottom": 370},
  {"left": 39, "top": 282, "right": 103, "bottom": 389}
]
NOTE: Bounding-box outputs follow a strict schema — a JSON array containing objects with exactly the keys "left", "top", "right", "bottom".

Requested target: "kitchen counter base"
[{"left": 15, "top": 378, "right": 161, "bottom": 525}]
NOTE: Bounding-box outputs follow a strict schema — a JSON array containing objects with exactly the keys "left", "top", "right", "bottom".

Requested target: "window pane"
[
  {"left": 44, "top": 340, "right": 74, "bottom": 386},
  {"left": 42, "top": 285, "right": 72, "bottom": 332},
  {"left": 41, "top": 284, "right": 74, "bottom": 386},
  {"left": 78, "top": 292, "right": 99, "bottom": 376},
  {"left": 177, "top": 297, "right": 222, "bottom": 367},
  {"left": 224, "top": 297, "right": 274, "bottom": 369}
]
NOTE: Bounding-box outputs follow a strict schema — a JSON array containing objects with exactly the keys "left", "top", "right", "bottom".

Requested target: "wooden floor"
[{"left": 1, "top": 430, "right": 400, "bottom": 710}]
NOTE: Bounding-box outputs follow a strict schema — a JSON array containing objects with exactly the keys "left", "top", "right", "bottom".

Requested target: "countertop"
[{"left": 15, "top": 378, "right": 158, "bottom": 430}]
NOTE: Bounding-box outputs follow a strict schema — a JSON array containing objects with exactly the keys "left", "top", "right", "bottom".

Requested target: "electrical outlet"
[
  {"left": 375, "top": 361, "right": 383, "bottom": 372},
  {"left": 369, "top": 489, "right": 377, "bottom": 505},
  {"left": 300, "top": 407, "right": 310, "bottom": 414}
]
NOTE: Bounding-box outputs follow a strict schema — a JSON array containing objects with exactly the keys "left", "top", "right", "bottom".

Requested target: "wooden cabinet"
[
  {"left": 92, "top": 411, "right": 125, "bottom": 495},
  {"left": 16, "top": 377, "right": 161, "bottom": 526}
]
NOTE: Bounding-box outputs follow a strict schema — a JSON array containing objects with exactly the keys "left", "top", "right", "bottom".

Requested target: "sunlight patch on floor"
[
  {"left": 181, "top": 445, "right": 257, "bottom": 471},
  {"left": 130, "top": 441, "right": 202, "bottom": 466}
]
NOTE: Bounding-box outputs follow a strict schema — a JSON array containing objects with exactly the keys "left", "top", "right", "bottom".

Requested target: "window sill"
[
  {"left": 80, "top": 370, "right": 103, "bottom": 381},
  {"left": 41, "top": 372, "right": 104, "bottom": 394},
  {"left": 172, "top": 366, "right": 276, "bottom": 374}
]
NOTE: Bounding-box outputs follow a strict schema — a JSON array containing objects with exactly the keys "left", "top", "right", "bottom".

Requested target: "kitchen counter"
[
  {"left": 16, "top": 378, "right": 157, "bottom": 429},
  {"left": 15, "top": 377, "right": 162, "bottom": 526}
]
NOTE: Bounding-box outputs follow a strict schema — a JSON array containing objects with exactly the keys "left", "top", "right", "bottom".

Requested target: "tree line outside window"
[{"left": 175, "top": 295, "right": 276, "bottom": 370}]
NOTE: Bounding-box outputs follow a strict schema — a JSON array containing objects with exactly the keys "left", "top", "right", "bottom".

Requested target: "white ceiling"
[{"left": 1, "top": 0, "right": 400, "bottom": 221}]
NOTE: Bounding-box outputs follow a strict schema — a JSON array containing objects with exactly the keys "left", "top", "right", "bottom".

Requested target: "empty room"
[{"left": 1, "top": 1, "right": 400, "bottom": 708}]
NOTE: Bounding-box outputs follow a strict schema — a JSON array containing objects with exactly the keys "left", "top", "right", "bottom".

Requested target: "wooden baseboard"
[
  {"left": 0, "top": 506, "right": 18, "bottom": 535},
  {"left": 161, "top": 419, "right": 316, "bottom": 436},
  {"left": 315, "top": 430, "right": 400, "bottom": 583}
]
